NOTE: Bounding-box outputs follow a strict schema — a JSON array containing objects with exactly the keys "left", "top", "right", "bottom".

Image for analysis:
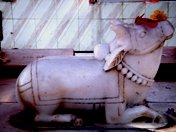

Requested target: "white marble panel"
[
  {"left": 14, "top": 19, "right": 36, "bottom": 49},
  {"left": 123, "top": 2, "right": 146, "bottom": 19},
  {"left": 0, "top": 2, "right": 12, "bottom": 19},
  {"left": 33, "top": 0, "right": 57, "bottom": 20},
  {"left": 1, "top": 19, "right": 14, "bottom": 49},
  {"left": 1, "top": 0, "right": 175, "bottom": 50},
  {"left": 79, "top": 19, "right": 99, "bottom": 51},
  {"left": 99, "top": 20, "right": 116, "bottom": 44},
  {"left": 56, "top": 0, "right": 78, "bottom": 19},
  {"left": 12, "top": 0, "right": 35, "bottom": 19},
  {"left": 169, "top": 1, "right": 176, "bottom": 18},
  {"left": 146, "top": 1, "right": 169, "bottom": 18},
  {"left": 36, "top": 19, "right": 58, "bottom": 49},
  {"left": 57, "top": 19, "right": 79, "bottom": 50},
  {"left": 78, "top": 0, "right": 100, "bottom": 19},
  {"left": 100, "top": 2, "right": 122, "bottom": 19}
]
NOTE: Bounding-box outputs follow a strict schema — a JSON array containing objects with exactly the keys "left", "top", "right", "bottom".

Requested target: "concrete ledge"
[{"left": 1, "top": 49, "right": 74, "bottom": 66}]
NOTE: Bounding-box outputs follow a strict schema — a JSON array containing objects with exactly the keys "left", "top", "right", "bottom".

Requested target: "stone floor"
[{"left": 0, "top": 78, "right": 176, "bottom": 132}]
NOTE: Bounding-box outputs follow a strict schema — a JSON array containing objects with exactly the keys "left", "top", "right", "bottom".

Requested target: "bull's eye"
[{"left": 139, "top": 31, "right": 147, "bottom": 38}]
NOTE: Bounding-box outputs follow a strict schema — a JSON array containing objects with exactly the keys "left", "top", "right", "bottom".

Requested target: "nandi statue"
[{"left": 16, "top": 18, "right": 174, "bottom": 128}]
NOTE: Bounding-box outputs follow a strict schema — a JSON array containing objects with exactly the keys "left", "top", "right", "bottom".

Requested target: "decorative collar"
[{"left": 116, "top": 61, "right": 154, "bottom": 86}]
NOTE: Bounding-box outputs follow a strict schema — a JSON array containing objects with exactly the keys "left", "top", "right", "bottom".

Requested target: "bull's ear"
[
  {"left": 111, "top": 24, "right": 128, "bottom": 39},
  {"left": 110, "top": 19, "right": 125, "bottom": 31},
  {"left": 161, "top": 20, "right": 175, "bottom": 40},
  {"left": 110, "top": 19, "right": 124, "bottom": 26}
]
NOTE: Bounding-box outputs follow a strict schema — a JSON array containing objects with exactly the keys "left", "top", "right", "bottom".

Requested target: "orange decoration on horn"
[{"left": 135, "top": 10, "right": 167, "bottom": 28}]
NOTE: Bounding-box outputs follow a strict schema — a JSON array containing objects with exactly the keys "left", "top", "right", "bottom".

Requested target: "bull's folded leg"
[
  {"left": 34, "top": 105, "right": 77, "bottom": 123},
  {"left": 119, "top": 105, "right": 167, "bottom": 124},
  {"left": 52, "top": 114, "right": 77, "bottom": 123},
  {"left": 35, "top": 114, "right": 84, "bottom": 126},
  {"left": 35, "top": 114, "right": 77, "bottom": 123},
  {"left": 35, "top": 114, "right": 53, "bottom": 122}
]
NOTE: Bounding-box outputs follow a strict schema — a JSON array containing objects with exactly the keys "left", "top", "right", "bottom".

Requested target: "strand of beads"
[{"left": 117, "top": 63, "right": 149, "bottom": 86}]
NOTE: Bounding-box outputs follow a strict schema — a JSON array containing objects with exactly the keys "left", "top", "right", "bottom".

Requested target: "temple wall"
[{"left": 0, "top": 0, "right": 175, "bottom": 50}]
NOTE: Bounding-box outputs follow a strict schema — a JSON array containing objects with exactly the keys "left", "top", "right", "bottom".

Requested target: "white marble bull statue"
[{"left": 16, "top": 19, "right": 174, "bottom": 128}]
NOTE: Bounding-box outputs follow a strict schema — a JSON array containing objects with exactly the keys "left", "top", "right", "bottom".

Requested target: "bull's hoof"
[{"left": 73, "top": 118, "right": 84, "bottom": 127}]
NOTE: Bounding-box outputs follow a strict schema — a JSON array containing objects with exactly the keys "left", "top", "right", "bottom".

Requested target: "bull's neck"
[{"left": 122, "top": 46, "right": 163, "bottom": 82}]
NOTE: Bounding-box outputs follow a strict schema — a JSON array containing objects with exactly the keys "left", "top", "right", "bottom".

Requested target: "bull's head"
[{"left": 104, "top": 19, "right": 174, "bottom": 71}]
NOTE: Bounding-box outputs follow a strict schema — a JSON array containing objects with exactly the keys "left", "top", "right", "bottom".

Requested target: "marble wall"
[{"left": 0, "top": 0, "right": 176, "bottom": 50}]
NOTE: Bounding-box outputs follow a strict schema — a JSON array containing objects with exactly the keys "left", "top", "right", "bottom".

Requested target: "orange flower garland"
[
  {"left": 135, "top": 10, "right": 168, "bottom": 28},
  {"left": 150, "top": 10, "right": 168, "bottom": 21}
]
